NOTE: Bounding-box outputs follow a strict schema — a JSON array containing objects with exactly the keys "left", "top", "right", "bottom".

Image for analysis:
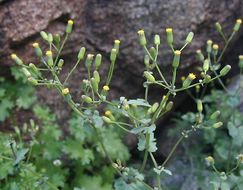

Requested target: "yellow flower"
[
  {"left": 11, "top": 54, "right": 17, "bottom": 59},
  {"left": 62, "top": 88, "right": 69, "bottom": 95},
  {"left": 188, "top": 73, "right": 196, "bottom": 80},
  {"left": 137, "top": 29, "right": 145, "bottom": 35},
  {"left": 105, "top": 110, "right": 112, "bottom": 117},
  {"left": 114, "top": 40, "right": 120, "bottom": 44},
  {"left": 174, "top": 50, "right": 181, "bottom": 55},
  {"left": 32, "top": 42, "right": 39, "bottom": 48},
  {"left": 166, "top": 28, "right": 173, "bottom": 33},
  {"left": 181, "top": 76, "right": 186, "bottom": 81},
  {"left": 205, "top": 156, "right": 215, "bottom": 165},
  {"left": 68, "top": 20, "right": 74, "bottom": 25},
  {"left": 213, "top": 44, "right": 219, "bottom": 50},
  {"left": 239, "top": 55, "right": 243, "bottom": 60},
  {"left": 46, "top": 51, "right": 52, "bottom": 56},
  {"left": 103, "top": 85, "right": 110, "bottom": 91},
  {"left": 236, "top": 19, "right": 242, "bottom": 24},
  {"left": 207, "top": 40, "right": 213, "bottom": 45}
]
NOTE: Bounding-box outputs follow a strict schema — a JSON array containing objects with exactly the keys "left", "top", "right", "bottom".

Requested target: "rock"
[{"left": 1, "top": 0, "right": 243, "bottom": 121}]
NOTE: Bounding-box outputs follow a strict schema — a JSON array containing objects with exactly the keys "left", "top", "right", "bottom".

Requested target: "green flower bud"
[
  {"left": 215, "top": 22, "right": 222, "bottom": 33},
  {"left": 203, "top": 59, "right": 210, "bottom": 73},
  {"left": 110, "top": 48, "right": 117, "bottom": 63},
  {"left": 154, "top": 34, "right": 160, "bottom": 45},
  {"left": 197, "top": 100, "right": 203, "bottom": 113},
  {"left": 172, "top": 50, "right": 181, "bottom": 68},
  {"left": 54, "top": 34, "right": 61, "bottom": 46},
  {"left": 149, "top": 47, "right": 156, "bottom": 60},
  {"left": 28, "top": 77, "right": 38, "bottom": 85},
  {"left": 11, "top": 54, "right": 23, "bottom": 65},
  {"left": 144, "top": 55, "right": 150, "bottom": 67},
  {"left": 32, "top": 43, "right": 43, "bottom": 57},
  {"left": 151, "top": 102, "right": 159, "bottom": 113},
  {"left": 40, "top": 31, "right": 48, "bottom": 41},
  {"left": 206, "top": 40, "right": 213, "bottom": 53},
  {"left": 22, "top": 68, "right": 31, "bottom": 77},
  {"left": 95, "top": 54, "right": 102, "bottom": 69},
  {"left": 78, "top": 47, "right": 86, "bottom": 60},
  {"left": 66, "top": 20, "right": 74, "bottom": 34},
  {"left": 210, "top": 110, "right": 220, "bottom": 120},
  {"left": 203, "top": 74, "right": 212, "bottom": 83},
  {"left": 58, "top": 59, "right": 64, "bottom": 68},
  {"left": 238, "top": 55, "right": 243, "bottom": 69},
  {"left": 93, "top": 70, "right": 100, "bottom": 83},
  {"left": 233, "top": 19, "right": 242, "bottom": 32},
  {"left": 144, "top": 71, "right": 155, "bottom": 82},
  {"left": 196, "top": 49, "right": 204, "bottom": 62},
  {"left": 220, "top": 65, "right": 231, "bottom": 76},
  {"left": 102, "top": 116, "right": 112, "bottom": 124},
  {"left": 85, "top": 54, "right": 94, "bottom": 69},
  {"left": 166, "top": 28, "right": 173, "bottom": 46},
  {"left": 185, "top": 32, "right": 194, "bottom": 43},
  {"left": 29, "top": 63, "right": 40, "bottom": 76},
  {"left": 137, "top": 29, "right": 147, "bottom": 46},
  {"left": 91, "top": 77, "right": 98, "bottom": 92},
  {"left": 213, "top": 122, "right": 223, "bottom": 128},
  {"left": 46, "top": 51, "right": 53, "bottom": 67},
  {"left": 205, "top": 156, "right": 215, "bottom": 165},
  {"left": 165, "top": 101, "right": 173, "bottom": 112},
  {"left": 81, "top": 95, "right": 92, "bottom": 103},
  {"left": 182, "top": 73, "right": 196, "bottom": 88},
  {"left": 48, "top": 33, "right": 53, "bottom": 43}
]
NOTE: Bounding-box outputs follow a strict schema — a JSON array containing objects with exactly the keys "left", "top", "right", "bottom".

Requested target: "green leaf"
[
  {"left": 127, "top": 99, "right": 150, "bottom": 107},
  {"left": 14, "top": 148, "right": 29, "bottom": 166}
]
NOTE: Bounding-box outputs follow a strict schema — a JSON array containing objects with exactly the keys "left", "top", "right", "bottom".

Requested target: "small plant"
[{"left": 8, "top": 18, "right": 242, "bottom": 189}]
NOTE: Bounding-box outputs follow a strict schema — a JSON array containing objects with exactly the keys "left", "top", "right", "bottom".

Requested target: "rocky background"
[{"left": 1, "top": 0, "right": 243, "bottom": 130}]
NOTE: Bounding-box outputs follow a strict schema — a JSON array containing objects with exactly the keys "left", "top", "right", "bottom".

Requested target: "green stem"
[
  {"left": 140, "top": 133, "right": 150, "bottom": 172},
  {"left": 149, "top": 152, "right": 162, "bottom": 190},
  {"left": 64, "top": 58, "right": 82, "bottom": 84}
]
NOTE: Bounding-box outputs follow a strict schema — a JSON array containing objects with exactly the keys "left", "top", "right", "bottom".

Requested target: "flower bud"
[
  {"left": 196, "top": 49, "right": 204, "bottom": 62},
  {"left": 165, "top": 101, "right": 173, "bottom": 112},
  {"left": 233, "top": 19, "right": 242, "bottom": 32},
  {"left": 173, "top": 50, "right": 181, "bottom": 68},
  {"left": 154, "top": 34, "right": 160, "bottom": 45},
  {"left": 215, "top": 22, "right": 222, "bottom": 33},
  {"left": 182, "top": 73, "right": 196, "bottom": 88},
  {"left": 220, "top": 65, "right": 231, "bottom": 76},
  {"left": 85, "top": 54, "right": 94, "bottom": 69},
  {"left": 210, "top": 110, "right": 220, "bottom": 120},
  {"left": 93, "top": 70, "right": 100, "bottom": 83},
  {"left": 29, "top": 63, "right": 40, "bottom": 76},
  {"left": 22, "top": 68, "right": 31, "bottom": 77},
  {"left": 212, "top": 44, "right": 219, "bottom": 56},
  {"left": 197, "top": 100, "right": 203, "bottom": 113},
  {"left": 46, "top": 51, "right": 53, "bottom": 67},
  {"left": 151, "top": 102, "right": 159, "bottom": 113},
  {"left": 58, "top": 59, "right": 64, "bottom": 68},
  {"left": 33, "top": 42, "right": 43, "bottom": 57},
  {"left": 149, "top": 47, "right": 156, "bottom": 60},
  {"left": 203, "top": 59, "right": 210, "bottom": 73},
  {"left": 137, "top": 29, "right": 147, "bottom": 46},
  {"left": 81, "top": 95, "right": 92, "bottom": 103},
  {"left": 66, "top": 20, "right": 74, "bottom": 34},
  {"left": 144, "top": 71, "right": 155, "bottom": 82},
  {"left": 105, "top": 110, "right": 115, "bottom": 121},
  {"left": 213, "top": 122, "right": 223, "bottom": 128},
  {"left": 110, "top": 48, "right": 117, "bottom": 63},
  {"left": 185, "top": 32, "right": 194, "bottom": 43},
  {"left": 40, "top": 31, "right": 48, "bottom": 41},
  {"left": 28, "top": 77, "right": 38, "bottom": 85},
  {"left": 11, "top": 54, "right": 23, "bottom": 65},
  {"left": 206, "top": 40, "right": 213, "bottom": 53},
  {"left": 62, "top": 88, "right": 70, "bottom": 95},
  {"left": 102, "top": 116, "right": 112, "bottom": 124},
  {"left": 195, "top": 85, "right": 200, "bottom": 93},
  {"left": 95, "top": 54, "right": 102, "bottom": 69},
  {"left": 205, "top": 156, "right": 215, "bottom": 165},
  {"left": 238, "top": 55, "right": 243, "bottom": 69},
  {"left": 78, "top": 47, "right": 86, "bottom": 60},
  {"left": 54, "top": 34, "right": 61, "bottom": 46},
  {"left": 114, "top": 40, "right": 120, "bottom": 53},
  {"left": 91, "top": 77, "right": 98, "bottom": 92},
  {"left": 166, "top": 28, "right": 173, "bottom": 46},
  {"left": 48, "top": 33, "right": 53, "bottom": 43},
  {"left": 144, "top": 55, "right": 150, "bottom": 68}
]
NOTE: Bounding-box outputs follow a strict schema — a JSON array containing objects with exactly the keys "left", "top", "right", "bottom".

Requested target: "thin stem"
[
  {"left": 140, "top": 133, "right": 150, "bottom": 172},
  {"left": 54, "top": 33, "right": 69, "bottom": 66},
  {"left": 64, "top": 59, "right": 82, "bottom": 84},
  {"left": 149, "top": 152, "right": 162, "bottom": 190}
]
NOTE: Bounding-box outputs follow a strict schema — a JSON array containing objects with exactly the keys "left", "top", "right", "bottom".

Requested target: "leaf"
[
  {"left": 127, "top": 99, "right": 150, "bottom": 107},
  {"left": 14, "top": 148, "right": 29, "bottom": 166},
  {"left": 154, "top": 166, "right": 172, "bottom": 176}
]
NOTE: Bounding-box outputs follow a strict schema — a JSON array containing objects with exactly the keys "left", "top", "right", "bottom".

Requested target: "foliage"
[{"left": 5, "top": 18, "right": 243, "bottom": 190}]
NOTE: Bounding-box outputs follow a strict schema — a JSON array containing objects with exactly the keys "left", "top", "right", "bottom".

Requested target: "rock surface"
[{"left": 1, "top": 0, "right": 243, "bottom": 121}]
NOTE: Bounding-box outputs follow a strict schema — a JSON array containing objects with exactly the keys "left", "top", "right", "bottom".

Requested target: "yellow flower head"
[
  {"left": 239, "top": 55, "right": 243, "bottom": 60},
  {"left": 213, "top": 44, "right": 219, "bottom": 50},
  {"left": 166, "top": 28, "right": 173, "bottom": 33},
  {"left": 137, "top": 29, "right": 145, "bottom": 35},
  {"left": 46, "top": 51, "right": 52, "bottom": 56},
  {"left": 87, "top": 54, "right": 94, "bottom": 59},
  {"left": 188, "top": 73, "right": 196, "bottom": 80},
  {"left": 105, "top": 110, "right": 112, "bottom": 117},
  {"left": 174, "top": 50, "right": 181, "bottom": 56},
  {"left": 32, "top": 42, "right": 39, "bottom": 48},
  {"left": 236, "top": 19, "right": 242, "bottom": 24},
  {"left": 115, "top": 40, "right": 120, "bottom": 44},
  {"left": 11, "top": 54, "right": 17, "bottom": 59},
  {"left": 103, "top": 85, "right": 110, "bottom": 91},
  {"left": 62, "top": 88, "right": 69, "bottom": 95},
  {"left": 207, "top": 40, "right": 213, "bottom": 45},
  {"left": 68, "top": 20, "right": 74, "bottom": 25}
]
